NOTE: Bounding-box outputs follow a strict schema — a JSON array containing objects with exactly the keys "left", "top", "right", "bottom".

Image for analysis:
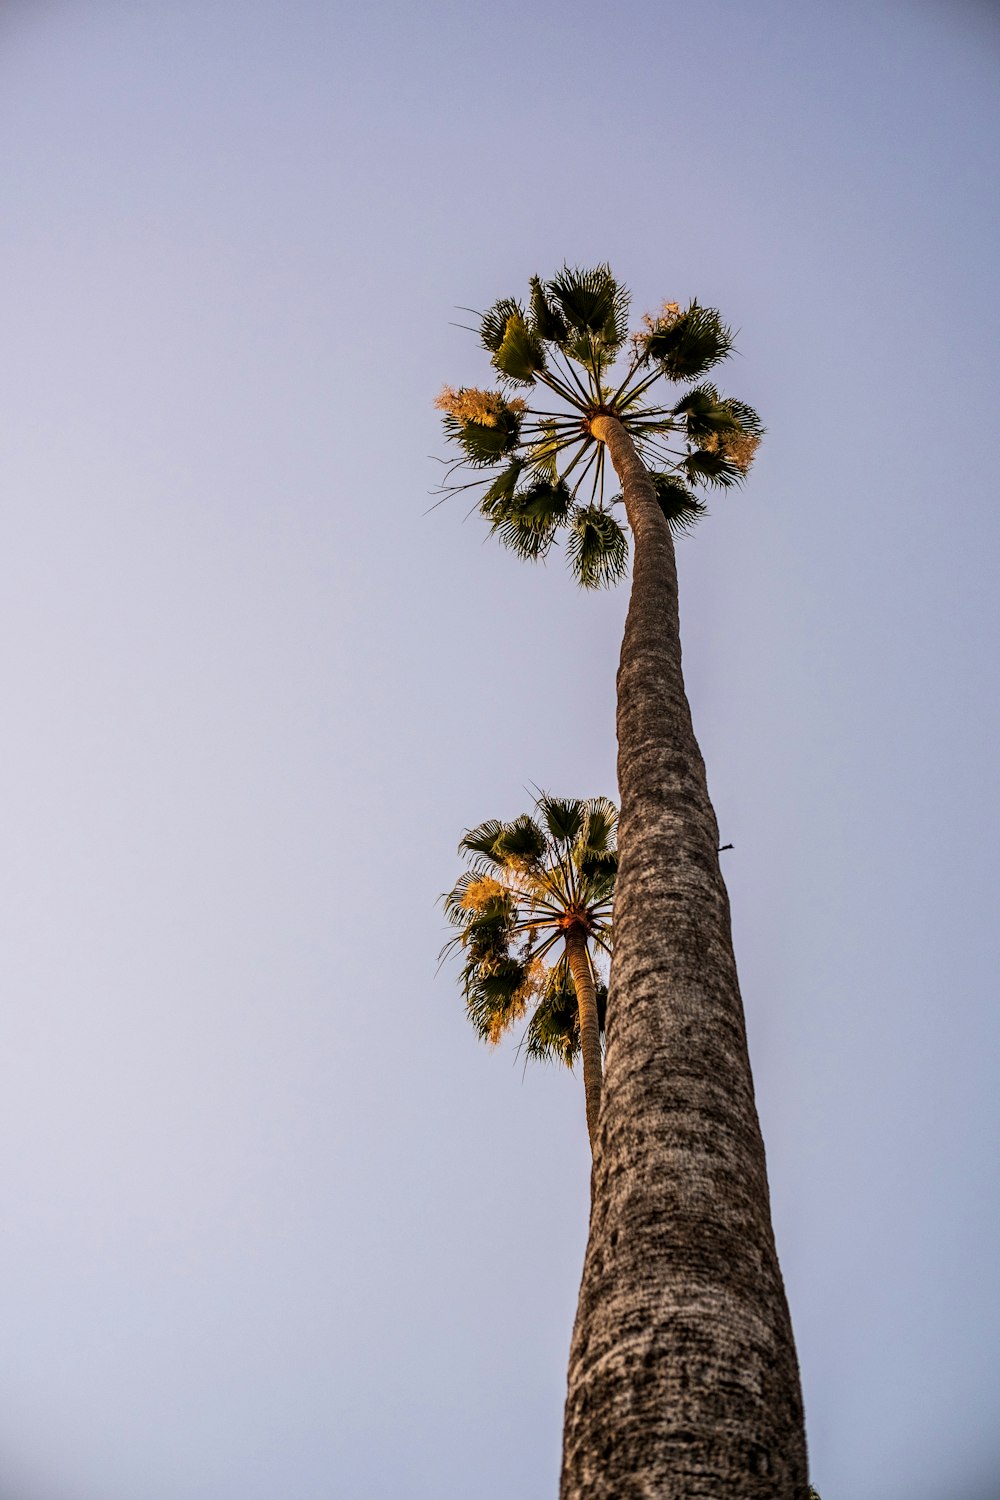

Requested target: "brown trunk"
[
  {"left": 560, "top": 415, "right": 809, "bottom": 1499},
  {"left": 564, "top": 926, "right": 602, "bottom": 1154}
]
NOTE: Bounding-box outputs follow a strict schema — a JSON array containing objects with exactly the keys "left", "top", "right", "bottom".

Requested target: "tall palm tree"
[
  {"left": 437, "top": 268, "right": 809, "bottom": 1499},
  {"left": 443, "top": 793, "right": 617, "bottom": 1150}
]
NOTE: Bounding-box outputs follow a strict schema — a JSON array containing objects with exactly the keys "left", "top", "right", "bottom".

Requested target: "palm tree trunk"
[
  {"left": 560, "top": 415, "right": 809, "bottom": 1499},
  {"left": 564, "top": 926, "right": 602, "bottom": 1153}
]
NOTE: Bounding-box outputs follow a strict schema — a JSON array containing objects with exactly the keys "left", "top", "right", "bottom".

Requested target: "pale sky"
[{"left": 2, "top": 3, "right": 999, "bottom": 1498}]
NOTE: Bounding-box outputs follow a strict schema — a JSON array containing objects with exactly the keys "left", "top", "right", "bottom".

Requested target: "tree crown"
[
  {"left": 436, "top": 265, "right": 764, "bottom": 587},
  {"left": 442, "top": 793, "right": 617, "bottom": 1067}
]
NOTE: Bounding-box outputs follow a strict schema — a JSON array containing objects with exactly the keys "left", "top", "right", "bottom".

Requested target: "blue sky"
[{"left": 1, "top": 3, "right": 998, "bottom": 1497}]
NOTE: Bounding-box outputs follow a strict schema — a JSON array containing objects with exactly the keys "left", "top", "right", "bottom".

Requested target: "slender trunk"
[
  {"left": 564, "top": 926, "right": 602, "bottom": 1154},
  {"left": 560, "top": 416, "right": 808, "bottom": 1499}
]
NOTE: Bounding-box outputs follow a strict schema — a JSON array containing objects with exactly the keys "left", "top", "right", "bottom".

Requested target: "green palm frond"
[
  {"left": 719, "top": 396, "right": 764, "bottom": 437},
  {"left": 491, "top": 510, "right": 555, "bottom": 561},
  {"left": 649, "top": 473, "right": 710, "bottom": 532},
  {"left": 525, "top": 962, "right": 579, "bottom": 1066},
  {"left": 494, "top": 814, "right": 547, "bottom": 866},
  {"left": 489, "top": 477, "right": 571, "bottom": 560},
  {"left": 547, "top": 264, "right": 630, "bottom": 354},
  {"left": 671, "top": 384, "right": 765, "bottom": 451},
  {"left": 527, "top": 422, "right": 563, "bottom": 480},
  {"left": 579, "top": 848, "right": 617, "bottom": 900},
  {"left": 459, "top": 820, "right": 507, "bottom": 863},
  {"left": 529, "top": 274, "right": 568, "bottom": 344},
  {"left": 536, "top": 794, "right": 586, "bottom": 846},
  {"left": 492, "top": 311, "right": 547, "bottom": 385},
  {"left": 671, "top": 383, "right": 741, "bottom": 440},
  {"left": 465, "top": 955, "right": 533, "bottom": 1045},
  {"left": 525, "top": 966, "right": 609, "bottom": 1068},
  {"left": 642, "top": 300, "right": 734, "bottom": 380},
  {"left": 480, "top": 459, "right": 525, "bottom": 516},
  {"left": 452, "top": 411, "right": 524, "bottom": 462},
  {"left": 683, "top": 449, "right": 745, "bottom": 488},
  {"left": 580, "top": 795, "right": 618, "bottom": 855},
  {"left": 480, "top": 297, "right": 523, "bottom": 353},
  {"left": 566, "top": 504, "right": 629, "bottom": 589}
]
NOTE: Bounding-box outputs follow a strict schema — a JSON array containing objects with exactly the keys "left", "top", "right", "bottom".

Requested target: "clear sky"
[{"left": 1, "top": 2, "right": 998, "bottom": 1497}]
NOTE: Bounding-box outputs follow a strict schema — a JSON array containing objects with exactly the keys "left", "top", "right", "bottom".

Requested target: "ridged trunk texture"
[
  {"left": 560, "top": 417, "right": 808, "bottom": 1500},
  {"left": 564, "top": 926, "right": 602, "bottom": 1153}
]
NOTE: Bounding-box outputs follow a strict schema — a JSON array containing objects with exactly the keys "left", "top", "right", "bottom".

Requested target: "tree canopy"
[{"left": 436, "top": 264, "right": 763, "bottom": 588}]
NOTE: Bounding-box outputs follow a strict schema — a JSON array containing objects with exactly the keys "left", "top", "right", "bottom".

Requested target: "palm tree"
[
  {"left": 442, "top": 793, "right": 617, "bottom": 1150},
  {"left": 437, "top": 269, "right": 810, "bottom": 1499}
]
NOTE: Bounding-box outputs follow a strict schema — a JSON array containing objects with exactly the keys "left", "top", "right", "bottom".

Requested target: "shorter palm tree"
[{"left": 442, "top": 793, "right": 617, "bottom": 1150}]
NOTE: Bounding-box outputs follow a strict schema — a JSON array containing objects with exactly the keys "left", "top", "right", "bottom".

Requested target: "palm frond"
[
  {"left": 465, "top": 956, "right": 533, "bottom": 1045},
  {"left": 479, "top": 459, "right": 524, "bottom": 516},
  {"left": 642, "top": 300, "right": 734, "bottom": 380},
  {"left": 491, "top": 511, "right": 556, "bottom": 561},
  {"left": 719, "top": 396, "right": 764, "bottom": 438},
  {"left": 441, "top": 869, "right": 504, "bottom": 926},
  {"left": 649, "top": 472, "right": 710, "bottom": 532},
  {"left": 536, "top": 794, "right": 586, "bottom": 847},
  {"left": 491, "top": 311, "right": 547, "bottom": 385},
  {"left": 524, "top": 963, "right": 580, "bottom": 1067},
  {"left": 489, "top": 477, "right": 570, "bottom": 560},
  {"left": 547, "top": 264, "right": 630, "bottom": 354},
  {"left": 494, "top": 814, "right": 547, "bottom": 867},
  {"left": 442, "top": 404, "right": 522, "bottom": 467},
  {"left": 526, "top": 422, "right": 562, "bottom": 481},
  {"left": 480, "top": 297, "right": 522, "bottom": 353},
  {"left": 566, "top": 504, "right": 629, "bottom": 589},
  {"left": 581, "top": 796, "right": 618, "bottom": 855},
  {"left": 578, "top": 849, "right": 617, "bottom": 906},
  {"left": 459, "top": 820, "right": 506, "bottom": 863},
  {"left": 683, "top": 450, "right": 744, "bottom": 489},
  {"left": 671, "top": 383, "right": 740, "bottom": 440},
  {"left": 524, "top": 969, "right": 609, "bottom": 1068},
  {"left": 529, "top": 274, "right": 568, "bottom": 344},
  {"left": 671, "top": 387, "right": 765, "bottom": 473}
]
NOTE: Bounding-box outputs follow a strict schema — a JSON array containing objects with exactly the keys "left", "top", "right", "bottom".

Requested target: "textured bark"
[
  {"left": 564, "top": 926, "right": 603, "bottom": 1154},
  {"left": 560, "top": 417, "right": 808, "bottom": 1499}
]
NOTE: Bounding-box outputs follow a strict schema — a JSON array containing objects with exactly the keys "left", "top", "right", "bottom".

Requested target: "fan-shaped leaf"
[
  {"left": 566, "top": 504, "right": 629, "bottom": 589},
  {"left": 447, "top": 404, "right": 522, "bottom": 467},
  {"left": 466, "top": 956, "right": 532, "bottom": 1045},
  {"left": 526, "top": 422, "right": 563, "bottom": 481},
  {"left": 672, "top": 386, "right": 764, "bottom": 461},
  {"left": 480, "top": 459, "right": 524, "bottom": 516},
  {"left": 494, "top": 815, "right": 547, "bottom": 867},
  {"left": 578, "top": 852, "right": 617, "bottom": 911},
  {"left": 459, "top": 820, "right": 506, "bottom": 863},
  {"left": 490, "top": 478, "right": 570, "bottom": 561},
  {"left": 547, "top": 264, "right": 630, "bottom": 353},
  {"left": 525, "top": 969, "right": 609, "bottom": 1068},
  {"left": 671, "top": 382, "right": 740, "bottom": 439},
  {"left": 480, "top": 297, "right": 522, "bottom": 353},
  {"left": 643, "top": 301, "right": 734, "bottom": 380},
  {"left": 529, "top": 274, "right": 568, "bottom": 344},
  {"left": 720, "top": 396, "right": 764, "bottom": 437},
  {"left": 683, "top": 450, "right": 744, "bottom": 489},
  {"left": 537, "top": 794, "right": 586, "bottom": 846},
  {"left": 525, "top": 965, "right": 580, "bottom": 1067},
  {"left": 492, "top": 311, "right": 547, "bottom": 385},
  {"left": 649, "top": 473, "right": 710, "bottom": 532},
  {"left": 581, "top": 796, "right": 618, "bottom": 855}
]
